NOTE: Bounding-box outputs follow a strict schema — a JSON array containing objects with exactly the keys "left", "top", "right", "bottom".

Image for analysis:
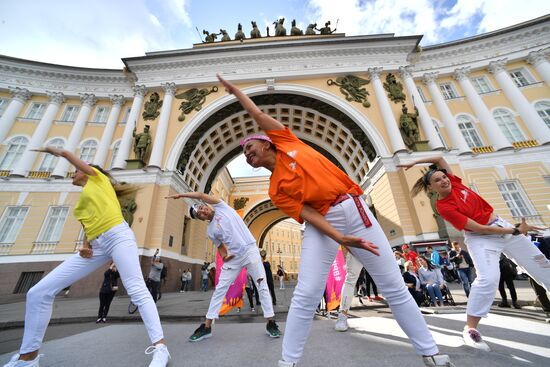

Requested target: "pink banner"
[
  {"left": 215, "top": 251, "right": 246, "bottom": 315},
  {"left": 325, "top": 247, "right": 347, "bottom": 311}
]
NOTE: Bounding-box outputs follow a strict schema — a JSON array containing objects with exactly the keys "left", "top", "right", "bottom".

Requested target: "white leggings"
[
  {"left": 206, "top": 246, "right": 274, "bottom": 319},
  {"left": 20, "top": 222, "right": 164, "bottom": 354},
  {"left": 281, "top": 197, "right": 439, "bottom": 363},
  {"left": 339, "top": 251, "right": 363, "bottom": 312},
  {"left": 464, "top": 216, "right": 550, "bottom": 318}
]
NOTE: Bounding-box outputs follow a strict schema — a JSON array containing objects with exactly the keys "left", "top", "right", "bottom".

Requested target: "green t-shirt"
[{"left": 74, "top": 167, "right": 124, "bottom": 240}]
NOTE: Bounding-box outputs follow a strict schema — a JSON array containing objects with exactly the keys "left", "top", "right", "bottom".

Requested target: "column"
[
  {"left": 94, "top": 95, "right": 125, "bottom": 167},
  {"left": 453, "top": 67, "right": 512, "bottom": 151},
  {"left": 148, "top": 82, "right": 176, "bottom": 169},
  {"left": 527, "top": 50, "right": 550, "bottom": 87},
  {"left": 11, "top": 92, "right": 65, "bottom": 177},
  {"left": 423, "top": 72, "right": 471, "bottom": 154},
  {"left": 489, "top": 58, "right": 550, "bottom": 144},
  {"left": 0, "top": 87, "right": 31, "bottom": 144},
  {"left": 112, "top": 85, "right": 146, "bottom": 169},
  {"left": 368, "top": 67, "right": 407, "bottom": 153},
  {"left": 398, "top": 66, "right": 444, "bottom": 150},
  {"left": 51, "top": 93, "right": 96, "bottom": 178}
]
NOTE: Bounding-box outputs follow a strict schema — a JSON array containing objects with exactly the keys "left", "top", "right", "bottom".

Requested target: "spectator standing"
[
  {"left": 401, "top": 245, "right": 418, "bottom": 270},
  {"left": 394, "top": 251, "right": 406, "bottom": 273},
  {"left": 529, "top": 237, "right": 550, "bottom": 316},
  {"left": 148, "top": 249, "right": 164, "bottom": 303},
  {"left": 180, "top": 270, "right": 188, "bottom": 293},
  {"left": 97, "top": 263, "right": 120, "bottom": 323},
  {"left": 185, "top": 268, "right": 192, "bottom": 292},
  {"left": 277, "top": 265, "right": 286, "bottom": 290},
  {"left": 449, "top": 242, "right": 474, "bottom": 297},
  {"left": 261, "top": 250, "right": 277, "bottom": 305},
  {"left": 426, "top": 246, "right": 441, "bottom": 268},
  {"left": 201, "top": 266, "right": 209, "bottom": 292},
  {"left": 498, "top": 254, "right": 520, "bottom": 309}
]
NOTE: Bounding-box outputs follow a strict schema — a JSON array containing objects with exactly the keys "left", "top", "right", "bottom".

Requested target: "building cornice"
[{"left": 0, "top": 55, "right": 134, "bottom": 98}]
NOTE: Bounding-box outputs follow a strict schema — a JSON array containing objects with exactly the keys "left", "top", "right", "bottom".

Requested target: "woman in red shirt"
[
  {"left": 400, "top": 156, "right": 549, "bottom": 352},
  {"left": 217, "top": 75, "right": 452, "bottom": 367}
]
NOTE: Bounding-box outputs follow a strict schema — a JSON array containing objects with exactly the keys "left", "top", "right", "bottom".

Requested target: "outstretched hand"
[
  {"left": 396, "top": 162, "right": 415, "bottom": 170},
  {"left": 164, "top": 194, "right": 183, "bottom": 199},
  {"left": 517, "top": 217, "right": 543, "bottom": 235},
  {"left": 217, "top": 74, "right": 236, "bottom": 95},
  {"left": 341, "top": 235, "right": 380, "bottom": 256},
  {"left": 31, "top": 146, "right": 63, "bottom": 157}
]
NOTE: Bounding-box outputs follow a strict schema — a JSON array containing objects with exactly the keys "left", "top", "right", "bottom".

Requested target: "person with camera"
[
  {"left": 148, "top": 249, "right": 164, "bottom": 303},
  {"left": 96, "top": 262, "right": 120, "bottom": 323},
  {"left": 449, "top": 241, "right": 474, "bottom": 297}
]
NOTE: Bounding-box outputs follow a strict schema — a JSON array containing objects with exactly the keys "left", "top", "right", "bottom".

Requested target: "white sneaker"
[
  {"left": 145, "top": 343, "right": 171, "bottom": 367},
  {"left": 462, "top": 328, "right": 490, "bottom": 351},
  {"left": 3, "top": 354, "right": 43, "bottom": 367},
  {"left": 423, "top": 354, "right": 455, "bottom": 366},
  {"left": 334, "top": 312, "right": 348, "bottom": 332},
  {"left": 278, "top": 360, "right": 297, "bottom": 367}
]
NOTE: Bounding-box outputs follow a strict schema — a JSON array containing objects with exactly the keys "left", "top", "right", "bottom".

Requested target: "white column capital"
[
  {"left": 161, "top": 82, "right": 177, "bottom": 96},
  {"left": 79, "top": 93, "right": 97, "bottom": 107},
  {"left": 398, "top": 65, "right": 414, "bottom": 80},
  {"left": 109, "top": 94, "right": 126, "bottom": 107},
  {"left": 46, "top": 91, "right": 66, "bottom": 106},
  {"left": 527, "top": 49, "right": 549, "bottom": 67},
  {"left": 488, "top": 58, "right": 508, "bottom": 74},
  {"left": 453, "top": 67, "right": 471, "bottom": 81},
  {"left": 422, "top": 72, "right": 439, "bottom": 85},
  {"left": 8, "top": 87, "right": 31, "bottom": 103},
  {"left": 132, "top": 85, "right": 147, "bottom": 97},
  {"left": 367, "top": 67, "right": 383, "bottom": 81}
]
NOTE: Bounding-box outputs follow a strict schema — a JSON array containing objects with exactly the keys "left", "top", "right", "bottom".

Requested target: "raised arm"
[
  {"left": 31, "top": 147, "right": 95, "bottom": 176},
  {"left": 300, "top": 204, "right": 379, "bottom": 256},
  {"left": 217, "top": 74, "right": 284, "bottom": 131},
  {"left": 165, "top": 191, "right": 220, "bottom": 205},
  {"left": 396, "top": 156, "right": 452, "bottom": 175}
]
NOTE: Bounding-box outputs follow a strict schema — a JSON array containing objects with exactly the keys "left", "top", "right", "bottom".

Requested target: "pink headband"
[{"left": 240, "top": 134, "right": 272, "bottom": 147}]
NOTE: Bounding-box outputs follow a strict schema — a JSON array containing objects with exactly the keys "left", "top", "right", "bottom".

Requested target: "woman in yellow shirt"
[{"left": 4, "top": 147, "right": 170, "bottom": 367}]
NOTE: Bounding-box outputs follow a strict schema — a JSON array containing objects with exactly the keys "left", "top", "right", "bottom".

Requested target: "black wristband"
[{"left": 511, "top": 227, "right": 520, "bottom": 236}]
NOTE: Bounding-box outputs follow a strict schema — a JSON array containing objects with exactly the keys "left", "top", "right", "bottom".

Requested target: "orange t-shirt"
[{"left": 266, "top": 128, "right": 363, "bottom": 223}]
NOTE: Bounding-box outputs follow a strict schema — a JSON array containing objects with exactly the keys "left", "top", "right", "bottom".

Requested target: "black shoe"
[
  {"left": 512, "top": 302, "right": 521, "bottom": 309},
  {"left": 188, "top": 323, "right": 212, "bottom": 342},
  {"left": 266, "top": 320, "right": 281, "bottom": 338},
  {"left": 498, "top": 301, "right": 510, "bottom": 308}
]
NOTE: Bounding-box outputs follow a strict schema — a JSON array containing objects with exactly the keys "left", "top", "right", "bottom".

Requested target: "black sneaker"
[
  {"left": 266, "top": 320, "right": 281, "bottom": 338},
  {"left": 188, "top": 323, "right": 212, "bottom": 342}
]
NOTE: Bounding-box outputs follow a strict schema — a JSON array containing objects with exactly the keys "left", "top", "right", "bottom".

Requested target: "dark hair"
[
  {"left": 90, "top": 164, "right": 139, "bottom": 198},
  {"left": 419, "top": 256, "right": 435, "bottom": 271},
  {"left": 411, "top": 164, "right": 447, "bottom": 197}
]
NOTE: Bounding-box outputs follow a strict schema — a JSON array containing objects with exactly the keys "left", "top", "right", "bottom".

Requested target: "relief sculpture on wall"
[
  {"left": 175, "top": 86, "right": 219, "bottom": 121},
  {"left": 327, "top": 75, "right": 371, "bottom": 108}
]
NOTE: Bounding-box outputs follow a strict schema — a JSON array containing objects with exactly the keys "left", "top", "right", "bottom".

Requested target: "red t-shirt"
[
  {"left": 266, "top": 128, "right": 363, "bottom": 223},
  {"left": 436, "top": 173, "right": 493, "bottom": 231}
]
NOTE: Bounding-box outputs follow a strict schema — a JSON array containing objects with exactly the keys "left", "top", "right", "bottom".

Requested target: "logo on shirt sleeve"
[{"left": 287, "top": 150, "right": 297, "bottom": 170}]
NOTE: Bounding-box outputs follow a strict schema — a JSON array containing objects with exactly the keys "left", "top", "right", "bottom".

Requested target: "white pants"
[
  {"left": 206, "top": 246, "right": 274, "bottom": 319},
  {"left": 464, "top": 216, "right": 550, "bottom": 318},
  {"left": 20, "top": 222, "right": 164, "bottom": 353},
  {"left": 339, "top": 251, "right": 363, "bottom": 312},
  {"left": 282, "top": 198, "right": 439, "bottom": 363},
  {"left": 279, "top": 276, "right": 285, "bottom": 289}
]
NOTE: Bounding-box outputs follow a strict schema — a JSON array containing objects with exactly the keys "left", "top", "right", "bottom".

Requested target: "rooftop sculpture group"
[{"left": 200, "top": 18, "right": 338, "bottom": 43}]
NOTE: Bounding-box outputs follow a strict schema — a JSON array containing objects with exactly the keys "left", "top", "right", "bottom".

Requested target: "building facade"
[{"left": 0, "top": 16, "right": 549, "bottom": 298}]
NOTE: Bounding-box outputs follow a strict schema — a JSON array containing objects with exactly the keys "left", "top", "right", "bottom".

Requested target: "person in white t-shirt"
[{"left": 165, "top": 192, "right": 281, "bottom": 342}]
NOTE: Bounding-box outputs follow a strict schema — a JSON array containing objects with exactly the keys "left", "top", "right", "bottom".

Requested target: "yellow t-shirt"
[{"left": 74, "top": 167, "right": 124, "bottom": 240}]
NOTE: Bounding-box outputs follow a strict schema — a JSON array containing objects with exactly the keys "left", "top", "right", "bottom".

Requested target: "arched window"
[
  {"left": 0, "top": 136, "right": 28, "bottom": 170},
  {"left": 535, "top": 101, "right": 550, "bottom": 129},
  {"left": 109, "top": 140, "right": 121, "bottom": 169},
  {"left": 457, "top": 115, "right": 483, "bottom": 148},
  {"left": 492, "top": 108, "right": 525, "bottom": 143},
  {"left": 39, "top": 138, "right": 64, "bottom": 172},
  {"left": 79, "top": 140, "right": 97, "bottom": 162}
]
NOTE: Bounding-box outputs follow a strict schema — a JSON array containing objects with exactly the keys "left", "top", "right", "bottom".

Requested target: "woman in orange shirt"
[{"left": 217, "top": 75, "right": 453, "bottom": 367}]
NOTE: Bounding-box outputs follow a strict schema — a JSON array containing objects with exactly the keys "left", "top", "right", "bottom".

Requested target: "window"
[
  {"left": 497, "top": 181, "right": 536, "bottom": 217},
  {"left": 37, "top": 206, "right": 69, "bottom": 242},
  {"left": 439, "top": 83, "right": 458, "bottom": 99},
  {"left": 457, "top": 115, "right": 483, "bottom": 148},
  {"left": 60, "top": 105, "right": 79, "bottom": 122},
  {"left": 492, "top": 108, "right": 525, "bottom": 143},
  {"left": 509, "top": 69, "right": 533, "bottom": 87},
  {"left": 0, "top": 136, "right": 28, "bottom": 170},
  {"left": 93, "top": 106, "right": 110, "bottom": 123},
  {"left": 471, "top": 76, "right": 493, "bottom": 94},
  {"left": 39, "top": 138, "right": 64, "bottom": 172},
  {"left": 13, "top": 272, "right": 44, "bottom": 294},
  {"left": 121, "top": 107, "right": 132, "bottom": 123},
  {"left": 26, "top": 102, "right": 46, "bottom": 119},
  {"left": 0, "top": 97, "right": 8, "bottom": 117},
  {"left": 417, "top": 87, "right": 427, "bottom": 102},
  {"left": 432, "top": 119, "right": 447, "bottom": 149},
  {"left": 79, "top": 140, "right": 97, "bottom": 162},
  {"left": 0, "top": 206, "right": 29, "bottom": 243},
  {"left": 535, "top": 101, "right": 550, "bottom": 129}
]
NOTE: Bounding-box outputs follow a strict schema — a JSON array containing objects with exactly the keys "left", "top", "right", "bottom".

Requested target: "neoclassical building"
[{"left": 0, "top": 15, "right": 549, "bottom": 298}]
